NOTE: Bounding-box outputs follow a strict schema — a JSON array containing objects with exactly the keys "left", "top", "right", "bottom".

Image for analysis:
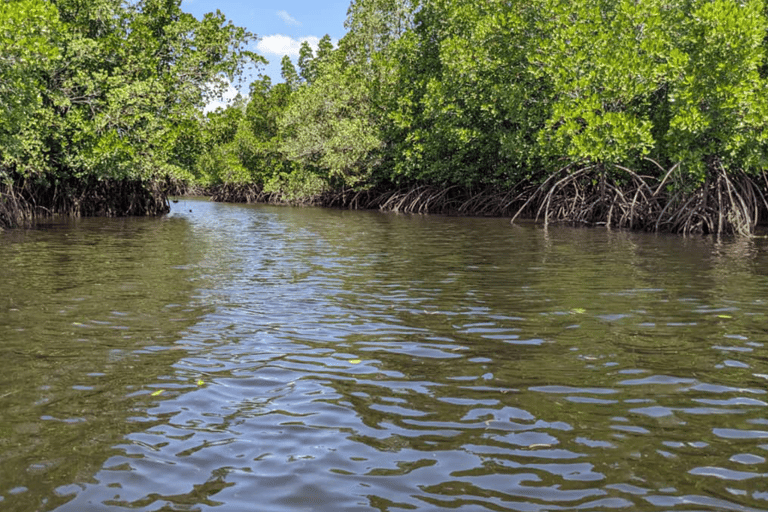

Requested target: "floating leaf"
[
  {"left": 197, "top": 379, "right": 204, "bottom": 386},
  {"left": 151, "top": 390, "right": 164, "bottom": 396},
  {"left": 717, "top": 314, "right": 732, "bottom": 319},
  {"left": 570, "top": 308, "right": 586, "bottom": 314},
  {"left": 349, "top": 359, "right": 362, "bottom": 364}
]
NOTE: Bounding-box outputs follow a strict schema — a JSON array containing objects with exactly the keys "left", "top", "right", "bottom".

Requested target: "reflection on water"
[{"left": 2, "top": 199, "right": 768, "bottom": 511}]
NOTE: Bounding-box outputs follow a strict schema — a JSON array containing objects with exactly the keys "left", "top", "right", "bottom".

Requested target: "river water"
[{"left": 1, "top": 198, "right": 768, "bottom": 511}]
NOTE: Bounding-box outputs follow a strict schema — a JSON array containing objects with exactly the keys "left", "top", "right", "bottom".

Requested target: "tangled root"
[
  {"left": 511, "top": 164, "right": 768, "bottom": 235},
  {"left": 318, "top": 185, "right": 533, "bottom": 217},
  {"left": 206, "top": 164, "right": 768, "bottom": 236},
  {"left": 209, "top": 183, "right": 336, "bottom": 206},
  {"left": 209, "top": 183, "right": 267, "bottom": 203},
  {"left": 1, "top": 176, "right": 168, "bottom": 229},
  {"left": 0, "top": 183, "right": 36, "bottom": 228}
]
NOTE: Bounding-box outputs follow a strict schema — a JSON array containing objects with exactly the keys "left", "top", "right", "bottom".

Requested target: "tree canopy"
[
  {"left": 202, "top": 0, "right": 768, "bottom": 234},
  {"left": 1, "top": 0, "right": 255, "bottom": 225},
  {"left": 4, "top": 0, "right": 768, "bottom": 234}
]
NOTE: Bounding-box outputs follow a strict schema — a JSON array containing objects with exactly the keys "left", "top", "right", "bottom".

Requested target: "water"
[{"left": 2, "top": 198, "right": 768, "bottom": 511}]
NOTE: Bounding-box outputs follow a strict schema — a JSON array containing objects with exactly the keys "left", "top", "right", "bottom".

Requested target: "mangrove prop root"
[
  {"left": 1, "top": 176, "right": 168, "bottom": 229},
  {"left": 209, "top": 183, "right": 266, "bottom": 204},
  {"left": 510, "top": 165, "right": 767, "bottom": 235},
  {"left": 203, "top": 166, "right": 768, "bottom": 236},
  {"left": 208, "top": 183, "right": 334, "bottom": 206}
]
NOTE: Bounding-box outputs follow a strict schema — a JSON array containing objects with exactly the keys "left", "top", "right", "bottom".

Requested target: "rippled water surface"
[{"left": 2, "top": 198, "right": 768, "bottom": 511}]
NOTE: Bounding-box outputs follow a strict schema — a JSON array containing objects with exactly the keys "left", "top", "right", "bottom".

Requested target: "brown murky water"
[{"left": 2, "top": 197, "right": 768, "bottom": 511}]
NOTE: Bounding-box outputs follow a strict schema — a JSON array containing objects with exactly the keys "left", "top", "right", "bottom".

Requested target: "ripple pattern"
[{"left": 2, "top": 201, "right": 768, "bottom": 511}]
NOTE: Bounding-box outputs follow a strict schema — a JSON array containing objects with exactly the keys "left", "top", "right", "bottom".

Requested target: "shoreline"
[{"left": 197, "top": 168, "right": 768, "bottom": 236}]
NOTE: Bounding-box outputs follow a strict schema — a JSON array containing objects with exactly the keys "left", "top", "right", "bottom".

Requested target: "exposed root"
[
  {"left": 315, "top": 185, "right": 531, "bottom": 217},
  {"left": 0, "top": 175, "right": 169, "bottom": 229},
  {"left": 163, "top": 178, "right": 209, "bottom": 197},
  {"left": 0, "top": 182, "right": 37, "bottom": 228},
  {"left": 209, "top": 183, "right": 267, "bottom": 203},
  {"left": 204, "top": 165, "right": 768, "bottom": 236},
  {"left": 511, "top": 164, "right": 768, "bottom": 235},
  {"left": 208, "top": 183, "right": 330, "bottom": 205}
]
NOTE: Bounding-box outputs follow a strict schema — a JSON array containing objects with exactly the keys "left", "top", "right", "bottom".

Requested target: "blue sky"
[{"left": 181, "top": 0, "right": 351, "bottom": 88}]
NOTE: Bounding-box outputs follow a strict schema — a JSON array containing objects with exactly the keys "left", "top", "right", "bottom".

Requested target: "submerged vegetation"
[{"left": 3, "top": 0, "right": 768, "bottom": 234}]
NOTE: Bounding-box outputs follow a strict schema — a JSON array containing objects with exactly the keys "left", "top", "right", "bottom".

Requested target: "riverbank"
[
  {"left": 4, "top": 165, "right": 766, "bottom": 237},
  {"left": 0, "top": 177, "right": 169, "bottom": 229},
  {"left": 203, "top": 165, "right": 768, "bottom": 236}
]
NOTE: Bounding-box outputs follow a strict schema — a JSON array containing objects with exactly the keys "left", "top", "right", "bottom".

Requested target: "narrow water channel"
[{"left": 2, "top": 198, "right": 768, "bottom": 511}]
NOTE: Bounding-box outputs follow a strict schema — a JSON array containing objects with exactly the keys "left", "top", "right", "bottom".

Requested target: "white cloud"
[
  {"left": 256, "top": 34, "right": 320, "bottom": 58},
  {"left": 276, "top": 10, "right": 301, "bottom": 26}
]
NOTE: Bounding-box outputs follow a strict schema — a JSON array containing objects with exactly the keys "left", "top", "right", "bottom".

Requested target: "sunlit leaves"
[
  {"left": 208, "top": 0, "right": 768, "bottom": 209},
  {"left": 386, "top": 0, "right": 550, "bottom": 186},
  {"left": 279, "top": 52, "right": 384, "bottom": 188},
  {"left": 281, "top": 55, "right": 300, "bottom": 91},
  {"left": 0, "top": 0, "right": 60, "bottom": 167},
  {"left": 2, "top": 0, "right": 255, "bottom": 188},
  {"left": 535, "top": 0, "right": 672, "bottom": 164},
  {"left": 196, "top": 77, "right": 300, "bottom": 194},
  {"left": 664, "top": 0, "right": 768, "bottom": 177},
  {"left": 536, "top": 0, "right": 768, "bottom": 179}
]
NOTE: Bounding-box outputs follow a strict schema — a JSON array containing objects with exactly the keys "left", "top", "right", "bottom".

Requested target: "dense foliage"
[
  {"left": 202, "top": 0, "right": 768, "bottom": 234},
  {"left": 4, "top": 0, "right": 768, "bottom": 234},
  {"left": 0, "top": 0, "right": 254, "bottom": 226}
]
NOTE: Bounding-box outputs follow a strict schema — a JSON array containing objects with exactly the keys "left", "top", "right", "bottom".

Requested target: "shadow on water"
[{"left": 3, "top": 198, "right": 768, "bottom": 511}]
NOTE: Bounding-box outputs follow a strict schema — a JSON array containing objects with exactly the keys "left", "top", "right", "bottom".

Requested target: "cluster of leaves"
[
  {"left": 198, "top": 1, "right": 411, "bottom": 198},
  {"left": 204, "top": 0, "right": 768, "bottom": 210},
  {"left": 0, "top": 0, "right": 60, "bottom": 174},
  {"left": 16, "top": 0, "right": 758, "bottom": 220},
  {"left": 537, "top": 0, "right": 768, "bottom": 183},
  {"left": 0, "top": 0, "right": 253, "bottom": 200},
  {"left": 195, "top": 76, "right": 318, "bottom": 200}
]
